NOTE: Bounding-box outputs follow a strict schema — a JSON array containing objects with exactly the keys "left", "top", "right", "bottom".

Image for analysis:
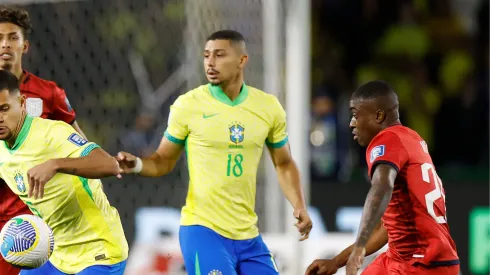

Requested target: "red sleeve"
[
  {"left": 50, "top": 86, "right": 76, "bottom": 124},
  {"left": 366, "top": 131, "right": 409, "bottom": 178}
]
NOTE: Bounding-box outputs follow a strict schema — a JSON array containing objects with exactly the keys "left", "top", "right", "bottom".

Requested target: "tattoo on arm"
[{"left": 356, "top": 184, "right": 392, "bottom": 247}]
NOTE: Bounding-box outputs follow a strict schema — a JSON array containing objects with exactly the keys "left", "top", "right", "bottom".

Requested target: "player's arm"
[
  {"left": 267, "top": 96, "right": 312, "bottom": 240},
  {"left": 117, "top": 137, "right": 184, "bottom": 177},
  {"left": 27, "top": 123, "right": 120, "bottom": 199},
  {"left": 354, "top": 164, "right": 396, "bottom": 247},
  {"left": 305, "top": 221, "right": 387, "bottom": 275}
]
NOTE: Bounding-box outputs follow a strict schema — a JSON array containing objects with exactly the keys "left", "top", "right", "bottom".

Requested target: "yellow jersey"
[
  {"left": 0, "top": 116, "right": 128, "bottom": 274},
  {"left": 165, "top": 83, "right": 288, "bottom": 240}
]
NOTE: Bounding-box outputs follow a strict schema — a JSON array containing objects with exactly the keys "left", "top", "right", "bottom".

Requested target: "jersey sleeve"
[
  {"left": 266, "top": 96, "right": 289, "bottom": 148},
  {"left": 163, "top": 95, "right": 189, "bottom": 145},
  {"left": 46, "top": 121, "right": 99, "bottom": 158},
  {"left": 366, "top": 131, "right": 409, "bottom": 178},
  {"left": 50, "top": 86, "right": 76, "bottom": 124}
]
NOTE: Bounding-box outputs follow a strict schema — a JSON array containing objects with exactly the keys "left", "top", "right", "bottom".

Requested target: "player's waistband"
[{"left": 416, "top": 259, "right": 460, "bottom": 267}]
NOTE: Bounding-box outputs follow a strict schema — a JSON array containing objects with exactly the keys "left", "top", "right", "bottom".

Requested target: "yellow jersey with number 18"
[
  {"left": 0, "top": 116, "right": 128, "bottom": 274},
  {"left": 164, "top": 83, "right": 288, "bottom": 240}
]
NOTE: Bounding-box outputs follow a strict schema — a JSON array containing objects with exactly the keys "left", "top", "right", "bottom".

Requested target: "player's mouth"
[
  {"left": 0, "top": 53, "right": 13, "bottom": 60},
  {"left": 0, "top": 126, "right": 8, "bottom": 134},
  {"left": 207, "top": 70, "right": 219, "bottom": 79},
  {"left": 352, "top": 130, "right": 358, "bottom": 140}
]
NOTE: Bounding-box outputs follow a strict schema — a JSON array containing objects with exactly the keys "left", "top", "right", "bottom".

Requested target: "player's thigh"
[
  {"left": 179, "top": 225, "right": 237, "bottom": 275},
  {"left": 235, "top": 235, "right": 279, "bottom": 275},
  {"left": 76, "top": 260, "right": 127, "bottom": 275},
  {"left": 20, "top": 261, "right": 66, "bottom": 275},
  {"left": 0, "top": 257, "right": 21, "bottom": 275},
  {"left": 409, "top": 264, "right": 460, "bottom": 275}
]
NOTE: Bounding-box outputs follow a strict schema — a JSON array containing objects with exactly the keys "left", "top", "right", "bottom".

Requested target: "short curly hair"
[{"left": 0, "top": 6, "right": 32, "bottom": 38}]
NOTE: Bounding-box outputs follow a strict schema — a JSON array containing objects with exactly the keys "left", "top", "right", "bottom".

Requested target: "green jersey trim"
[
  {"left": 208, "top": 83, "right": 249, "bottom": 106},
  {"left": 3, "top": 115, "right": 33, "bottom": 154},
  {"left": 266, "top": 136, "right": 289, "bottom": 148},
  {"left": 164, "top": 130, "right": 186, "bottom": 145},
  {"left": 78, "top": 143, "right": 100, "bottom": 202}
]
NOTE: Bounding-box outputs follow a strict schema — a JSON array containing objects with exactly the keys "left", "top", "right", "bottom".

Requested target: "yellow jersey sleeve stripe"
[
  {"left": 266, "top": 136, "right": 289, "bottom": 148},
  {"left": 164, "top": 130, "right": 186, "bottom": 145},
  {"left": 78, "top": 143, "right": 100, "bottom": 201}
]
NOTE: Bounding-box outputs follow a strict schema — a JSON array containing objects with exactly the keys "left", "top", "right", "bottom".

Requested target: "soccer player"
[
  {"left": 117, "top": 30, "right": 312, "bottom": 274},
  {"left": 305, "top": 80, "right": 459, "bottom": 275},
  {"left": 0, "top": 70, "right": 128, "bottom": 274},
  {"left": 0, "top": 7, "right": 87, "bottom": 275}
]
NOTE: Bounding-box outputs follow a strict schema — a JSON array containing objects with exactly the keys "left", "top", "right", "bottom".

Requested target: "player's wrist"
[{"left": 129, "top": 157, "right": 143, "bottom": 174}]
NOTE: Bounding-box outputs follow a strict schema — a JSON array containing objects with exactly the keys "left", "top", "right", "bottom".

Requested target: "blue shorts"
[
  {"left": 179, "top": 225, "right": 279, "bottom": 275},
  {"left": 20, "top": 260, "right": 127, "bottom": 275}
]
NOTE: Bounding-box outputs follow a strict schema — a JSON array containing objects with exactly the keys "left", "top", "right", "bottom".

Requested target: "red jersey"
[
  {"left": 366, "top": 125, "right": 459, "bottom": 267},
  {"left": 0, "top": 71, "right": 76, "bottom": 220}
]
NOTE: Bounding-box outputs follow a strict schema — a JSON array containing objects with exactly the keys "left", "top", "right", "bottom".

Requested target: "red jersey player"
[
  {"left": 306, "top": 80, "right": 459, "bottom": 275},
  {"left": 0, "top": 7, "right": 86, "bottom": 275}
]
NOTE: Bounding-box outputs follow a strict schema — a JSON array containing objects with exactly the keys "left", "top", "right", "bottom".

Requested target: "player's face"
[
  {"left": 0, "top": 23, "right": 28, "bottom": 71},
  {"left": 349, "top": 99, "right": 381, "bottom": 147},
  {"left": 204, "top": 40, "right": 246, "bottom": 85},
  {"left": 0, "top": 89, "right": 25, "bottom": 140}
]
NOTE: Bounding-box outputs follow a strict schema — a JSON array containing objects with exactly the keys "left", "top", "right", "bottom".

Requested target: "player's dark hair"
[
  {"left": 207, "top": 30, "right": 245, "bottom": 44},
  {"left": 352, "top": 80, "right": 397, "bottom": 100},
  {"left": 0, "top": 6, "right": 32, "bottom": 38},
  {"left": 0, "top": 69, "right": 20, "bottom": 95}
]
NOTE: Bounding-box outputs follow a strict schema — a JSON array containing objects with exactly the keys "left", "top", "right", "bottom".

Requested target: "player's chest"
[
  {"left": 20, "top": 90, "right": 50, "bottom": 118},
  {"left": 188, "top": 107, "right": 271, "bottom": 149}
]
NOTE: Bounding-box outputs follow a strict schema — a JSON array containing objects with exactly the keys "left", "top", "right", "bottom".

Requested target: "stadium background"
[{"left": 7, "top": 0, "right": 489, "bottom": 274}]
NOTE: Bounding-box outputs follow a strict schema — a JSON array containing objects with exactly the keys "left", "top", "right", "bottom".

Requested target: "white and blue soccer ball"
[{"left": 0, "top": 214, "right": 54, "bottom": 269}]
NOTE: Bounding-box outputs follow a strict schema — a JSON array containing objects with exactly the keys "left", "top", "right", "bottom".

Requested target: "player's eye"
[{"left": 11, "top": 36, "right": 18, "bottom": 40}]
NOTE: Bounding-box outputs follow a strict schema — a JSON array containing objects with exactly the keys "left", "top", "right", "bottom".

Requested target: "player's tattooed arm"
[{"left": 355, "top": 164, "right": 397, "bottom": 247}]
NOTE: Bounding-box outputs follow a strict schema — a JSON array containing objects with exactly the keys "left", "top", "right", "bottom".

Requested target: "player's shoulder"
[
  {"left": 21, "top": 71, "right": 61, "bottom": 94},
  {"left": 31, "top": 116, "right": 70, "bottom": 132},
  {"left": 246, "top": 85, "right": 283, "bottom": 111},
  {"left": 172, "top": 85, "right": 209, "bottom": 108}
]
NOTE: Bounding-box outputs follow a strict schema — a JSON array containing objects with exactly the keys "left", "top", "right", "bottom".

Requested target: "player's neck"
[
  {"left": 12, "top": 65, "right": 23, "bottom": 80},
  {"left": 220, "top": 76, "right": 244, "bottom": 101},
  {"left": 6, "top": 112, "right": 27, "bottom": 148}
]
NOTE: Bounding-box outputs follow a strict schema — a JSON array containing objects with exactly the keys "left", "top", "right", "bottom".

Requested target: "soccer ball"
[{"left": 0, "top": 214, "right": 54, "bottom": 269}]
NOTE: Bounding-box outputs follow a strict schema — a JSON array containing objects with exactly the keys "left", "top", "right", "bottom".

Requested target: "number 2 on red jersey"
[{"left": 421, "top": 162, "right": 447, "bottom": 224}]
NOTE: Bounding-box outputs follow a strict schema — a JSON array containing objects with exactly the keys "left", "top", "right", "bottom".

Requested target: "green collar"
[
  {"left": 208, "top": 83, "right": 249, "bottom": 106},
  {"left": 3, "top": 115, "right": 33, "bottom": 153}
]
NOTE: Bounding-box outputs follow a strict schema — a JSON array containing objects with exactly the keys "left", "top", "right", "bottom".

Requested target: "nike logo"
[{"left": 203, "top": 113, "right": 219, "bottom": 119}]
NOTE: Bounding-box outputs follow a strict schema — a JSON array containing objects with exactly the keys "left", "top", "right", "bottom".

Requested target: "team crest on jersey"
[
  {"left": 14, "top": 171, "right": 26, "bottom": 193},
  {"left": 68, "top": 133, "right": 88, "bottom": 147},
  {"left": 208, "top": 270, "right": 222, "bottom": 275},
  {"left": 229, "top": 122, "right": 245, "bottom": 144},
  {"left": 25, "top": 98, "right": 43, "bottom": 117},
  {"left": 370, "top": 145, "right": 385, "bottom": 163}
]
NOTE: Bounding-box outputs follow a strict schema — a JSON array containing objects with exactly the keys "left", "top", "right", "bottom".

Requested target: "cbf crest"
[
  {"left": 25, "top": 98, "right": 43, "bottom": 117},
  {"left": 229, "top": 122, "right": 245, "bottom": 144},
  {"left": 14, "top": 170, "right": 26, "bottom": 193}
]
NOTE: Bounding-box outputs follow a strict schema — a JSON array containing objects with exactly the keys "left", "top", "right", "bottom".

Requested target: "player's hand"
[
  {"left": 115, "top": 151, "right": 137, "bottom": 174},
  {"left": 305, "top": 258, "right": 340, "bottom": 275},
  {"left": 27, "top": 160, "right": 58, "bottom": 199},
  {"left": 294, "top": 208, "right": 312, "bottom": 241},
  {"left": 345, "top": 246, "right": 366, "bottom": 275}
]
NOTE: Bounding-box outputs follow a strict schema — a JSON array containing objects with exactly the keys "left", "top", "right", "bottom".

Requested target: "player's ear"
[
  {"left": 239, "top": 54, "right": 248, "bottom": 69},
  {"left": 18, "top": 94, "right": 26, "bottom": 107},
  {"left": 22, "top": 40, "right": 29, "bottom": 54},
  {"left": 375, "top": 109, "right": 386, "bottom": 124}
]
